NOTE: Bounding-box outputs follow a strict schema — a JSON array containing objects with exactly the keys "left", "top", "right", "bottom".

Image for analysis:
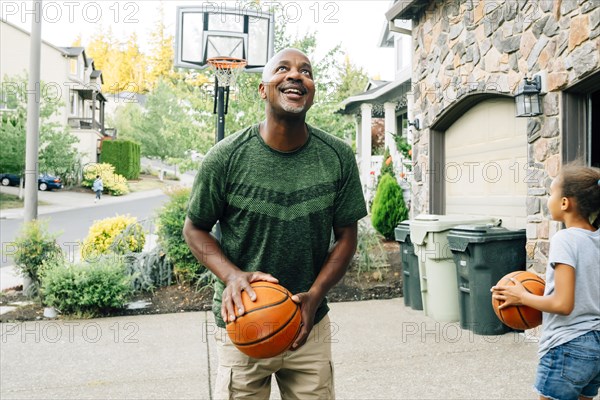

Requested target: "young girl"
[{"left": 492, "top": 164, "right": 600, "bottom": 400}]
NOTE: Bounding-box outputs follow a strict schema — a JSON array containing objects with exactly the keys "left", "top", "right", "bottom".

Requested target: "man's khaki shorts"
[{"left": 214, "top": 314, "right": 335, "bottom": 400}]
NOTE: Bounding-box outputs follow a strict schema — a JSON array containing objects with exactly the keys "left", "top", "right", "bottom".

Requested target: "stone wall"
[{"left": 409, "top": 0, "right": 600, "bottom": 272}]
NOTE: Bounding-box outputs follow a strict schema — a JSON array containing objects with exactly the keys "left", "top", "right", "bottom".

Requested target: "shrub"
[
  {"left": 101, "top": 140, "right": 141, "bottom": 180},
  {"left": 13, "top": 220, "right": 62, "bottom": 295},
  {"left": 354, "top": 219, "right": 388, "bottom": 280},
  {"left": 82, "top": 163, "right": 129, "bottom": 196},
  {"left": 81, "top": 215, "right": 145, "bottom": 260},
  {"left": 379, "top": 148, "right": 394, "bottom": 179},
  {"left": 371, "top": 174, "right": 409, "bottom": 240},
  {"left": 41, "top": 256, "right": 132, "bottom": 317},
  {"left": 157, "top": 187, "right": 205, "bottom": 283},
  {"left": 394, "top": 135, "right": 413, "bottom": 171},
  {"left": 123, "top": 246, "right": 173, "bottom": 292}
]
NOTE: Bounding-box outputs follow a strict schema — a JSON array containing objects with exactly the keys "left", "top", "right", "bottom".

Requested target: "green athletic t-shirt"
[{"left": 187, "top": 123, "right": 367, "bottom": 328}]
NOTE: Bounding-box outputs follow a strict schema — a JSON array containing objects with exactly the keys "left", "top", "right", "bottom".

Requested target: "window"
[
  {"left": 563, "top": 71, "right": 600, "bottom": 168},
  {"left": 69, "top": 58, "right": 78, "bottom": 75},
  {"left": 590, "top": 90, "right": 600, "bottom": 168}
]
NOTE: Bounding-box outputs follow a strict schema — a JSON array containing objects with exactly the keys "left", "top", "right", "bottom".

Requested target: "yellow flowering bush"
[
  {"left": 82, "top": 163, "right": 129, "bottom": 196},
  {"left": 81, "top": 215, "right": 145, "bottom": 260}
]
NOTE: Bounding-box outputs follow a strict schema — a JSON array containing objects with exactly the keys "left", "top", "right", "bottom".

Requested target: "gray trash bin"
[
  {"left": 410, "top": 214, "right": 499, "bottom": 322},
  {"left": 448, "top": 225, "right": 527, "bottom": 335},
  {"left": 394, "top": 221, "right": 422, "bottom": 310}
]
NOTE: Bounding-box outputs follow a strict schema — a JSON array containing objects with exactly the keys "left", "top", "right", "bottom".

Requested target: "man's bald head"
[{"left": 261, "top": 48, "right": 312, "bottom": 82}]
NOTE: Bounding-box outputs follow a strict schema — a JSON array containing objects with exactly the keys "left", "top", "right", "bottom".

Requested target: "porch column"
[
  {"left": 91, "top": 90, "right": 96, "bottom": 131},
  {"left": 384, "top": 101, "right": 399, "bottom": 165},
  {"left": 360, "top": 103, "right": 372, "bottom": 196},
  {"left": 355, "top": 114, "right": 362, "bottom": 161},
  {"left": 100, "top": 100, "right": 105, "bottom": 135}
]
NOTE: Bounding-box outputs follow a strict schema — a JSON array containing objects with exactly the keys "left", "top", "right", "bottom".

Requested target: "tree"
[
  {"left": 0, "top": 74, "right": 81, "bottom": 181},
  {"left": 109, "top": 101, "right": 143, "bottom": 140},
  {"left": 86, "top": 27, "right": 149, "bottom": 94},
  {"left": 0, "top": 103, "right": 26, "bottom": 174},
  {"left": 118, "top": 80, "right": 212, "bottom": 162},
  {"left": 118, "top": 32, "right": 147, "bottom": 93},
  {"left": 85, "top": 27, "right": 116, "bottom": 93},
  {"left": 146, "top": 5, "right": 174, "bottom": 88}
]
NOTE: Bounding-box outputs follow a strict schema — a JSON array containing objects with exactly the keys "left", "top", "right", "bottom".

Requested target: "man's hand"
[
  {"left": 222, "top": 271, "right": 278, "bottom": 323},
  {"left": 289, "top": 291, "right": 321, "bottom": 350}
]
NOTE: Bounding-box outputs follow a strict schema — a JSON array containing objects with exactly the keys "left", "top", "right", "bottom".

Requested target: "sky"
[{"left": 2, "top": 0, "right": 397, "bottom": 81}]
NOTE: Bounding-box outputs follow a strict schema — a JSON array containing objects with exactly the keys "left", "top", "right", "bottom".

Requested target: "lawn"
[
  {"left": 127, "top": 175, "right": 171, "bottom": 192},
  {"left": 0, "top": 193, "right": 50, "bottom": 210}
]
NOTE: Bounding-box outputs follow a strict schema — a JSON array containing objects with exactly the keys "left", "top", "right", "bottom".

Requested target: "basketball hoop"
[{"left": 207, "top": 57, "right": 247, "bottom": 88}]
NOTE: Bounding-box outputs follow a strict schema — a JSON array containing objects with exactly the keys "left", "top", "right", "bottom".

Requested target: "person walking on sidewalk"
[
  {"left": 492, "top": 163, "right": 600, "bottom": 400},
  {"left": 92, "top": 175, "right": 103, "bottom": 203},
  {"left": 183, "top": 48, "right": 367, "bottom": 399}
]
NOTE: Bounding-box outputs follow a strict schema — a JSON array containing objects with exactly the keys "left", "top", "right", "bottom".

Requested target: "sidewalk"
[{"left": 0, "top": 299, "right": 544, "bottom": 400}]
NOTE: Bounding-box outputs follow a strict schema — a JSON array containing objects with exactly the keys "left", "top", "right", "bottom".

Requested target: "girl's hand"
[{"left": 491, "top": 278, "right": 527, "bottom": 309}]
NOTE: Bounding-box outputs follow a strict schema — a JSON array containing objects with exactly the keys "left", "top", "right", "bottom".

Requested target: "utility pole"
[{"left": 24, "top": 0, "right": 43, "bottom": 223}]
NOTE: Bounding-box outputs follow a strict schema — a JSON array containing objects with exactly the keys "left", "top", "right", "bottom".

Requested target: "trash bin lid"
[
  {"left": 447, "top": 225, "right": 526, "bottom": 250},
  {"left": 394, "top": 220, "right": 411, "bottom": 242},
  {"left": 410, "top": 214, "right": 501, "bottom": 245}
]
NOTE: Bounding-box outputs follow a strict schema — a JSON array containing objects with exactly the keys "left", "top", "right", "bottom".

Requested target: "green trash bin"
[
  {"left": 394, "top": 221, "right": 423, "bottom": 310},
  {"left": 447, "top": 225, "right": 526, "bottom": 335},
  {"left": 410, "top": 214, "right": 499, "bottom": 322}
]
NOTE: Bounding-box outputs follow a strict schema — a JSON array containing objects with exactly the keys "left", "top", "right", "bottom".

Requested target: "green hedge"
[{"left": 101, "top": 140, "right": 140, "bottom": 180}]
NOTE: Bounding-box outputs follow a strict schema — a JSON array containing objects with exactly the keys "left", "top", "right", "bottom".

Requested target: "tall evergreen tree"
[{"left": 147, "top": 4, "right": 174, "bottom": 88}]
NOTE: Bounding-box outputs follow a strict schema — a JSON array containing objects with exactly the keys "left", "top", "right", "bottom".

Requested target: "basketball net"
[{"left": 207, "top": 57, "right": 247, "bottom": 88}]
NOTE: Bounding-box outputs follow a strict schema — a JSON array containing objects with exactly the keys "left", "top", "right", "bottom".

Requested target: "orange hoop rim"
[{"left": 206, "top": 57, "right": 247, "bottom": 70}]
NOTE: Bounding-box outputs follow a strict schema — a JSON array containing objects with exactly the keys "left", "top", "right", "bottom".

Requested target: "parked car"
[
  {"left": 0, "top": 173, "right": 63, "bottom": 191},
  {"left": 0, "top": 173, "right": 20, "bottom": 187}
]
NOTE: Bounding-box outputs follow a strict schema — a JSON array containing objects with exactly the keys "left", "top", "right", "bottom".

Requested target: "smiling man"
[{"left": 183, "top": 48, "right": 367, "bottom": 399}]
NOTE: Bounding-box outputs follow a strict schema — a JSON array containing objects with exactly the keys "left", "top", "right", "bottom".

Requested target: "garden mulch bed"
[{"left": 0, "top": 242, "right": 403, "bottom": 322}]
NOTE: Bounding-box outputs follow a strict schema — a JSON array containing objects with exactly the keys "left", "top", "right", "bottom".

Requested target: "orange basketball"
[
  {"left": 492, "top": 271, "right": 545, "bottom": 330},
  {"left": 226, "top": 282, "right": 301, "bottom": 359}
]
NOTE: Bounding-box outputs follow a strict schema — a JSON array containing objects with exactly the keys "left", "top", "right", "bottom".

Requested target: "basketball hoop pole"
[
  {"left": 214, "top": 78, "right": 227, "bottom": 142},
  {"left": 207, "top": 56, "right": 246, "bottom": 244},
  {"left": 208, "top": 57, "right": 246, "bottom": 143}
]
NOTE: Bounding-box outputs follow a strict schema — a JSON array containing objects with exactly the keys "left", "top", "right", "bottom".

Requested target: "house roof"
[
  {"left": 74, "top": 88, "right": 107, "bottom": 102},
  {"left": 378, "top": 20, "right": 395, "bottom": 48},
  {"left": 337, "top": 68, "right": 412, "bottom": 116},
  {"left": 59, "top": 47, "right": 89, "bottom": 67},
  {"left": 385, "top": 0, "right": 428, "bottom": 21},
  {"left": 59, "top": 46, "right": 84, "bottom": 57},
  {"left": 1, "top": 18, "right": 69, "bottom": 55},
  {"left": 90, "top": 70, "right": 104, "bottom": 84}
]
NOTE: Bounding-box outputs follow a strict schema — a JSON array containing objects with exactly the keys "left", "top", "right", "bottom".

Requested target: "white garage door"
[{"left": 445, "top": 98, "right": 527, "bottom": 229}]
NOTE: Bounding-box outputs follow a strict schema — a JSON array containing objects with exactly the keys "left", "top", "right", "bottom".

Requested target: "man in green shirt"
[{"left": 183, "top": 48, "right": 367, "bottom": 399}]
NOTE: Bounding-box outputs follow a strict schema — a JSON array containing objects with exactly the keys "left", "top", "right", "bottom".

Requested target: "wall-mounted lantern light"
[
  {"left": 515, "top": 75, "right": 543, "bottom": 117},
  {"left": 408, "top": 118, "right": 420, "bottom": 130}
]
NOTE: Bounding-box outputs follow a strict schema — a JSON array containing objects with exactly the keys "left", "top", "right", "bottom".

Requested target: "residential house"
[
  {"left": 0, "top": 19, "right": 108, "bottom": 167},
  {"left": 382, "top": 0, "right": 599, "bottom": 271}
]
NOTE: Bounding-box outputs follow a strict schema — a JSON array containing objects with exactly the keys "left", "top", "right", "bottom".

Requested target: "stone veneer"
[{"left": 409, "top": 0, "right": 600, "bottom": 272}]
